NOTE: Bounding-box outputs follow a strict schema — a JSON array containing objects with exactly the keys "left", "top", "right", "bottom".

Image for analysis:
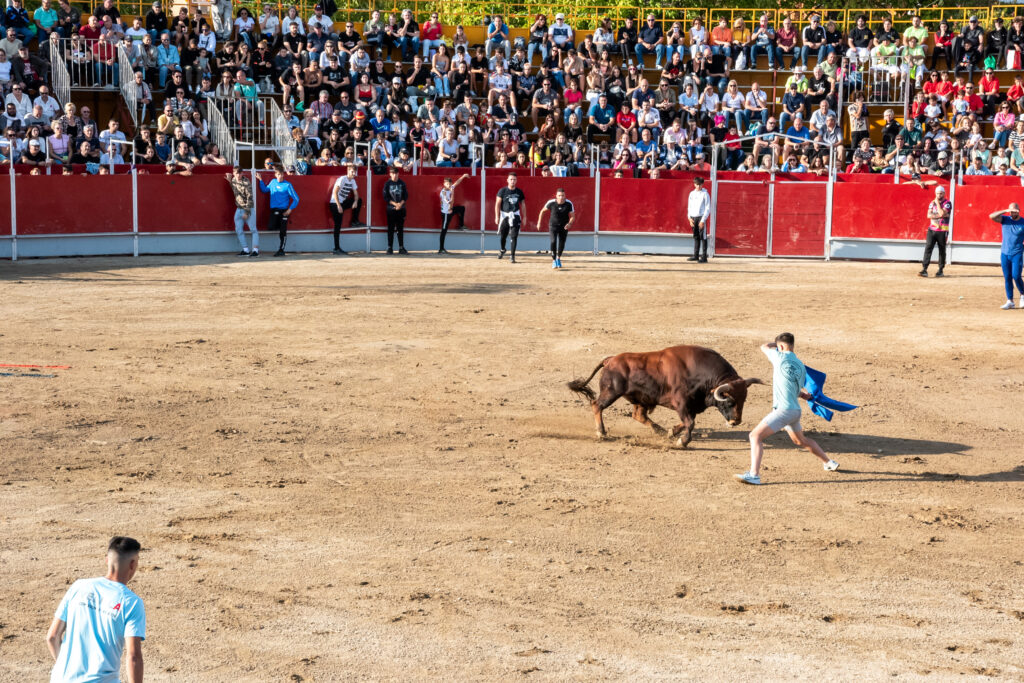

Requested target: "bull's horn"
[
  {"left": 744, "top": 378, "right": 765, "bottom": 387},
  {"left": 713, "top": 383, "right": 731, "bottom": 401}
]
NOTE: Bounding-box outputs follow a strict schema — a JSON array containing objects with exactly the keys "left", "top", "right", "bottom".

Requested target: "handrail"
[
  {"left": 270, "top": 98, "right": 295, "bottom": 170},
  {"left": 49, "top": 38, "right": 71, "bottom": 112},
  {"left": 118, "top": 44, "right": 138, "bottom": 129},
  {"left": 207, "top": 97, "right": 236, "bottom": 167}
]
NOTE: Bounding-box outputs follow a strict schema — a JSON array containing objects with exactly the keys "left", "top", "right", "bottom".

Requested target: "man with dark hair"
[
  {"left": 330, "top": 164, "right": 364, "bottom": 255},
  {"left": 258, "top": 164, "right": 300, "bottom": 257},
  {"left": 46, "top": 537, "right": 146, "bottom": 682},
  {"left": 227, "top": 166, "right": 258, "bottom": 256},
  {"left": 920, "top": 185, "right": 950, "bottom": 277},
  {"left": 495, "top": 172, "right": 526, "bottom": 263},
  {"left": 686, "top": 176, "right": 711, "bottom": 263},
  {"left": 735, "top": 334, "right": 838, "bottom": 485},
  {"left": 536, "top": 187, "right": 575, "bottom": 269},
  {"left": 382, "top": 166, "right": 408, "bottom": 254}
]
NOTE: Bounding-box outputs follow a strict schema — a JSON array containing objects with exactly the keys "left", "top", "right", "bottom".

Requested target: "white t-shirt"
[
  {"left": 50, "top": 577, "right": 146, "bottom": 683},
  {"left": 234, "top": 16, "right": 255, "bottom": 33},
  {"left": 440, "top": 187, "right": 454, "bottom": 214},
  {"left": 331, "top": 176, "right": 357, "bottom": 204},
  {"left": 548, "top": 23, "right": 573, "bottom": 47}
]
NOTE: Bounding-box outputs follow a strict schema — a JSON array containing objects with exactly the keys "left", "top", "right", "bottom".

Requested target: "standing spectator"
[
  {"left": 226, "top": 166, "right": 258, "bottom": 255},
  {"left": 687, "top": 176, "right": 711, "bottom": 262},
  {"left": 330, "top": 164, "right": 363, "bottom": 254},
  {"left": 494, "top": 171, "right": 525, "bottom": 263},
  {"left": 46, "top": 537, "right": 145, "bottom": 683},
  {"left": 382, "top": 166, "right": 408, "bottom": 254},
  {"left": 258, "top": 164, "right": 299, "bottom": 256},
  {"left": 635, "top": 14, "right": 665, "bottom": 68},
  {"left": 438, "top": 173, "right": 468, "bottom": 253},
  {"left": 989, "top": 203, "right": 1024, "bottom": 308},
  {"left": 920, "top": 185, "right": 950, "bottom": 277},
  {"left": 847, "top": 91, "right": 869, "bottom": 149}
]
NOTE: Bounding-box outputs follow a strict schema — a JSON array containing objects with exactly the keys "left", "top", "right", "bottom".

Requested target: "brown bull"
[{"left": 567, "top": 345, "right": 763, "bottom": 447}]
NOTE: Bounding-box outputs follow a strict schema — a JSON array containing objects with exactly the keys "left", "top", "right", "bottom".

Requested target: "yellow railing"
[{"left": 67, "top": 1, "right": 1005, "bottom": 33}]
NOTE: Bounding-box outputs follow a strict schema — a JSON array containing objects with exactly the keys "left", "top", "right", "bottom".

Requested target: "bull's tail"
[{"left": 567, "top": 359, "right": 608, "bottom": 402}]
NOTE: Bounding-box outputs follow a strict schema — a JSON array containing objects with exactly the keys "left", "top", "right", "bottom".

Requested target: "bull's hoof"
[
  {"left": 675, "top": 437, "right": 690, "bottom": 449},
  {"left": 596, "top": 432, "right": 609, "bottom": 441}
]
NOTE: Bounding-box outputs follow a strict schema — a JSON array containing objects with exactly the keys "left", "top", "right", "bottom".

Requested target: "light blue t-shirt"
[
  {"left": 51, "top": 577, "right": 146, "bottom": 683},
  {"left": 766, "top": 347, "right": 805, "bottom": 411}
]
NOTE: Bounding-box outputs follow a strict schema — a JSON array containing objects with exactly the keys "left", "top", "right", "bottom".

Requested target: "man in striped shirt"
[{"left": 330, "top": 164, "right": 364, "bottom": 254}]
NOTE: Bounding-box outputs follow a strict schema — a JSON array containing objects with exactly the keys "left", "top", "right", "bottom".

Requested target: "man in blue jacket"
[{"left": 259, "top": 164, "right": 300, "bottom": 257}]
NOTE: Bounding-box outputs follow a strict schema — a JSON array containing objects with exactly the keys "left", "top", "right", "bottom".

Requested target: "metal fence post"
[
  {"left": 592, "top": 147, "right": 600, "bottom": 256},
  {"left": 479, "top": 162, "right": 487, "bottom": 254},
  {"left": 709, "top": 145, "right": 718, "bottom": 258},
  {"left": 825, "top": 145, "right": 835, "bottom": 261},
  {"left": 948, "top": 150, "right": 960, "bottom": 266},
  {"left": 365, "top": 162, "right": 372, "bottom": 254},
  {"left": 9, "top": 155, "right": 16, "bottom": 262}
]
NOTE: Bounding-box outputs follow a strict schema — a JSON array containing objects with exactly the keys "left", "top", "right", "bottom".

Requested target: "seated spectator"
[
  {"left": 166, "top": 139, "right": 197, "bottom": 174},
  {"left": 965, "top": 155, "right": 992, "bottom": 175},
  {"left": 21, "top": 138, "right": 49, "bottom": 167},
  {"left": 779, "top": 82, "right": 805, "bottom": 132},
  {"left": 68, "top": 139, "right": 93, "bottom": 165},
  {"left": 99, "top": 140, "right": 124, "bottom": 166}
]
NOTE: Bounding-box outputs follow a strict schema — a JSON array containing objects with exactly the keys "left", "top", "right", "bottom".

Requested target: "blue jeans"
[
  {"left": 711, "top": 44, "right": 732, "bottom": 59},
  {"left": 96, "top": 61, "right": 120, "bottom": 86},
  {"left": 1002, "top": 252, "right": 1024, "bottom": 300},
  {"left": 800, "top": 44, "right": 832, "bottom": 66},
  {"left": 749, "top": 43, "right": 776, "bottom": 69},
  {"left": 400, "top": 36, "right": 420, "bottom": 59},
  {"left": 707, "top": 75, "right": 728, "bottom": 97},
  {"left": 421, "top": 38, "right": 444, "bottom": 57},
  {"left": 527, "top": 41, "right": 548, "bottom": 64},
  {"left": 730, "top": 109, "right": 749, "bottom": 132},
  {"left": 634, "top": 43, "right": 665, "bottom": 67},
  {"left": 776, "top": 47, "right": 798, "bottom": 69},
  {"left": 433, "top": 74, "right": 450, "bottom": 96},
  {"left": 564, "top": 105, "right": 581, "bottom": 124},
  {"left": 779, "top": 111, "right": 797, "bottom": 131},
  {"left": 748, "top": 108, "right": 769, "bottom": 127},
  {"left": 994, "top": 129, "right": 1011, "bottom": 148},
  {"left": 158, "top": 64, "right": 178, "bottom": 87}
]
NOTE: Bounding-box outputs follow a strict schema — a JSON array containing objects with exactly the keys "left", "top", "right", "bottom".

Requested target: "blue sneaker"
[
  {"left": 733, "top": 472, "right": 762, "bottom": 485},
  {"left": 555, "top": 259, "right": 562, "bottom": 268}
]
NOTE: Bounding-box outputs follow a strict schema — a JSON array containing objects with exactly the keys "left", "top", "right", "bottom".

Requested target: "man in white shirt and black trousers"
[
  {"left": 495, "top": 172, "right": 526, "bottom": 263},
  {"left": 330, "top": 164, "right": 364, "bottom": 255},
  {"left": 687, "top": 176, "right": 712, "bottom": 263}
]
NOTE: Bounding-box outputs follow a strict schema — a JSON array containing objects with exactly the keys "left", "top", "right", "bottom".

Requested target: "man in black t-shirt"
[
  {"left": 536, "top": 188, "right": 575, "bottom": 269},
  {"left": 494, "top": 172, "right": 526, "bottom": 263},
  {"left": 382, "top": 166, "right": 408, "bottom": 254}
]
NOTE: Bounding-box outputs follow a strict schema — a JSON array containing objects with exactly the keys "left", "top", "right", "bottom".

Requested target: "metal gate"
[{"left": 713, "top": 179, "right": 770, "bottom": 256}]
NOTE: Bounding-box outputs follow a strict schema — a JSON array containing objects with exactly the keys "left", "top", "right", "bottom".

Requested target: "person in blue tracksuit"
[
  {"left": 989, "top": 203, "right": 1024, "bottom": 309},
  {"left": 258, "top": 164, "right": 300, "bottom": 256}
]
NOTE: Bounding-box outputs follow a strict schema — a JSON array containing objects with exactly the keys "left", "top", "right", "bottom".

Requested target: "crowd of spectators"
[{"left": 3, "top": 2, "right": 1024, "bottom": 178}]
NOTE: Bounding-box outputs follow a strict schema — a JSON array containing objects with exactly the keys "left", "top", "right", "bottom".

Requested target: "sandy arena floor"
[{"left": 0, "top": 252, "right": 1022, "bottom": 682}]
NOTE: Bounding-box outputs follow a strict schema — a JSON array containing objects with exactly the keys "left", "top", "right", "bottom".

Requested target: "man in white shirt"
[
  {"left": 125, "top": 17, "right": 147, "bottom": 41},
  {"left": 33, "top": 85, "right": 61, "bottom": 121},
  {"left": 548, "top": 13, "right": 573, "bottom": 50},
  {"left": 307, "top": 4, "right": 333, "bottom": 38},
  {"left": 687, "top": 175, "right": 711, "bottom": 262},
  {"left": 197, "top": 23, "right": 216, "bottom": 52},
  {"left": 46, "top": 537, "right": 146, "bottom": 683}
]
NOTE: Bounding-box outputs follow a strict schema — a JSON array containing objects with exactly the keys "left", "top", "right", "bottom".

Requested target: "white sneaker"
[
  {"left": 1001, "top": 300, "right": 1015, "bottom": 310},
  {"left": 823, "top": 459, "right": 840, "bottom": 471},
  {"left": 1019, "top": 295, "right": 1024, "bottom": 309},
  {"left": 733, "top": 472, "right": 762, "bottom": 485}
]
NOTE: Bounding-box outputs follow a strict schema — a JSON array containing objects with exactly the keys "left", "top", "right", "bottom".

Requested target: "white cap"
[{"left": 555, "top": 12, "right": 565, "bottom": 20}]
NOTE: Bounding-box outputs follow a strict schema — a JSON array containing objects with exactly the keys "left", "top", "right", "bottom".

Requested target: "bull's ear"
[{"left": 744, "top": 378, "right": 765, "bottom": 387}]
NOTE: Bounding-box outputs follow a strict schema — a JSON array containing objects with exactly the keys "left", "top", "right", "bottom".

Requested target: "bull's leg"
[
  {"left": 673, "top": 413, "right": 695, "bottom": 448},
  {"left": 632, "top": 405, "right": 666, "bottom": 434},
  {"left": 591, "top": 389, "right": 621, "bottom": 439}
]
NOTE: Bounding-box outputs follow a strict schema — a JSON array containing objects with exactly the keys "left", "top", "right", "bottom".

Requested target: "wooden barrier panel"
[
  {"left": 483, "top": 174, "right": 596, "bottom": 233},
  {"left": 949, "top": 185, "right": 1015, "bottom": 243},
  {"left": 17, "top": 174, "right": 133, "bottom": 235},
  {"left": 715, "top": 180, "right": 769, "bottom": 255},
  {"left": 772, "top": 182, "right": 827, "bottom": 257},
  {"left": 831, "top": 180, "right": 951, "bottom": 241},
  {"left": 598, "top": 177, "right": 688, "bottom": 233}
]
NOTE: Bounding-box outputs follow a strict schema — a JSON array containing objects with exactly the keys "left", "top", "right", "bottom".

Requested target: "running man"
[
  {"left": 735, "top": 333, "right": 839, "bottom": 485},
  {"left": 226, "top": 166, "right": 258, "bottom": 257},
  {"left": 382, "top": 166, "right": 408, "bottom": 254},
  {"left": 495, "top": 172, "right": 526, "bottom": 263},
  {"left": 687, "top": 176, "right": 711, "bottom": 263},
  {"left": 439, "top": 173, "right": 469, "bottom": 254},
  {"left": 920, "top": 185, "right": 951, "bottom": 278},
  {"left": 989, "top": 202, "right": 1024, "bottom": 309},
  {"left": 330, "top": 164, "right": 365, "bottom": 255},
  {"left": 46, "top": 537, "right": 146, "bottom": 683},
  {"left": 536, "top": 187, "right": 575, "bottom": 269},
  {"left": 258, "top": 164, "right": 300, "bottom": 257}
]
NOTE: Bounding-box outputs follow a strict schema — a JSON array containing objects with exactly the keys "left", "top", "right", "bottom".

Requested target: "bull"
[{"left": 567, "top": 345, "right": 763, "bottom": 447}]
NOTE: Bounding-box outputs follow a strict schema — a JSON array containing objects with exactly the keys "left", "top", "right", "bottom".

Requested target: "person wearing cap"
[
  {"left": 226, "top": 166, "right": 259, "bottom": 256},
  {"left": 954, "top": 15, "right": 984, "bottom": 74},
  {"left": 988, "top": 203, "right": 1024, "bottom": 308},
  {"left": 307, "top": 3, "right": 333, "bottom": 39},
  {"left": 144, "top": 0, "right": 167, "bottom": 40},
  {"left": 800, "top": 14, "right": 825, "bottom": 67},
  {"left": 635, "top": 14, "right": 665, "bottom": 68},
  {"left": 549, "top": 13, "right": 573, "bottom": 52},
  {"left": 382, "top": 166, "right": 408, "bottom": 254},
  {"left": 920, "top": 185, "right": 951, "bottom": 277},
  {"left": 778, "top": 81, "right": 804, "bottom": 132},
  {"left": 258, "top": 164, "right": 299, "bottom": 257}
]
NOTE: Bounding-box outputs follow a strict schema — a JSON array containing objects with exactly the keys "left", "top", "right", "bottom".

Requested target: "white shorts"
[{"left": 761, "top": 408, "right": 802, "bottom": 433}]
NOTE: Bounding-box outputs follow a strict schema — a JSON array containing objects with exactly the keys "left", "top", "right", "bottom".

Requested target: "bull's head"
[{"left": 712, "top": 378, "right": 765, "bottom": 426}]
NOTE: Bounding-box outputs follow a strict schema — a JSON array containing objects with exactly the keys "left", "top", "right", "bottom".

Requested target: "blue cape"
[{"left": 803, "top": 366, "right": 857, "bottom": 421}]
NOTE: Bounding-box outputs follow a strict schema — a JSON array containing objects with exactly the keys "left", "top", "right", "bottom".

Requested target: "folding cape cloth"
[{"left": 803, "top": 366, "right": 858, "bottom": 421}]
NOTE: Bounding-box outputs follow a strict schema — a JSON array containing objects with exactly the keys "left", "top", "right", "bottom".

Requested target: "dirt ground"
[{"left": 0, "top": 251, "right": 1022, "bottom": 682}]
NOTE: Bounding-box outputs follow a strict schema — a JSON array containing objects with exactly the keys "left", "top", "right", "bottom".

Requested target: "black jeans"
[
  {"left": 386, "top": 208, "right": 405, "bottom": 249},
  {"left": 498, "top": 214, "right": 521, "bottom": 256},
  {"left": 440, "top": 206, "right": 465, "bottom": 249},
  {"left": 268, "top": 208, "right": 290, "bottom": 251},
  {"left": 549, "top": 227, "right": 568, "bottom": 259},
  {"left": 330, "top": 196, "right": 363, "bottom": 249},
  {"left": 690, "top": 216, "right": 707, "bottom": 259},
  {"left": 922, "top": 229, "right": 948, "bottom": 271}
]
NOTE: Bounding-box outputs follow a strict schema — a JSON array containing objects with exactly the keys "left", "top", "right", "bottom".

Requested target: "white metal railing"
[
  {"left": 210, "top": 95, "right": 272, "bottom": 146},
  {"left": 49, "top": 39, "right": 71, "bottom": 110},
  {"left": 207, "top": 99, "right": 235, "bottom": 167},
  {"left": 55, "top": 36, "right": 121, "bottom": 90},
  {"left": 860, "top": 53, "right": 911, "bottom": 106},
  {"left": 271, "top": 98, "right": 295, "bottom": 170},
  {"left": 118, "top": 45, "right": 138, "bottom": 129}
]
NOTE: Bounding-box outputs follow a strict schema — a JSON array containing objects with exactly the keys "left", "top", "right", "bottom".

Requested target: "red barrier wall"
[
  {"left": 830, "top": 180, "right": 951, "bottom": 241},
  {"left": 772, "top": 182, "right": 827, "bottom": 257},
  {"left": 598, "top": 177, "right": 687, "bottom": 233},
  {"left": 715, "top": 181, "right": 769, "bottom": 255},
  {"left": 17, "top": 175, "right": 133, "bottom": 234},
  {"left": 0, "top": 175, "right": 10, "bottom": 236},
  {"left": 483, "top": 175, "right": 596, "bottom": 232},
  {"left": 948, "top": 185, "right": 1014, "bottom": 243}
]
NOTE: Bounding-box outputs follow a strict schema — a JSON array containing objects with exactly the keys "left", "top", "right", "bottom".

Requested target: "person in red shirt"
[
  {"left": 420, "top": 11, "right": 444, "bottom": 58},
  {"left": 936, "top": 70, "right": 957, "bottom": 101},
  {"left": 963, "top": 82, "right": 984, "bottom": 115},
  {"left": 615, "top": 102, "right": 637, "bottom": 143},
  {"left": 978, "top": 67, "right": 1002, "bottom": 117},
  {"left": 78, "top": 14, "right": 102, "bottom": 42},
  {"left": 845, "top": 156, "right": 872, "bottom": 173},
  {"left": 723, "top": 124, "right": 743, "bottom": 169},
  {"left": 1007, "top": 75, "right": 1024, "bottom": 114}
]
